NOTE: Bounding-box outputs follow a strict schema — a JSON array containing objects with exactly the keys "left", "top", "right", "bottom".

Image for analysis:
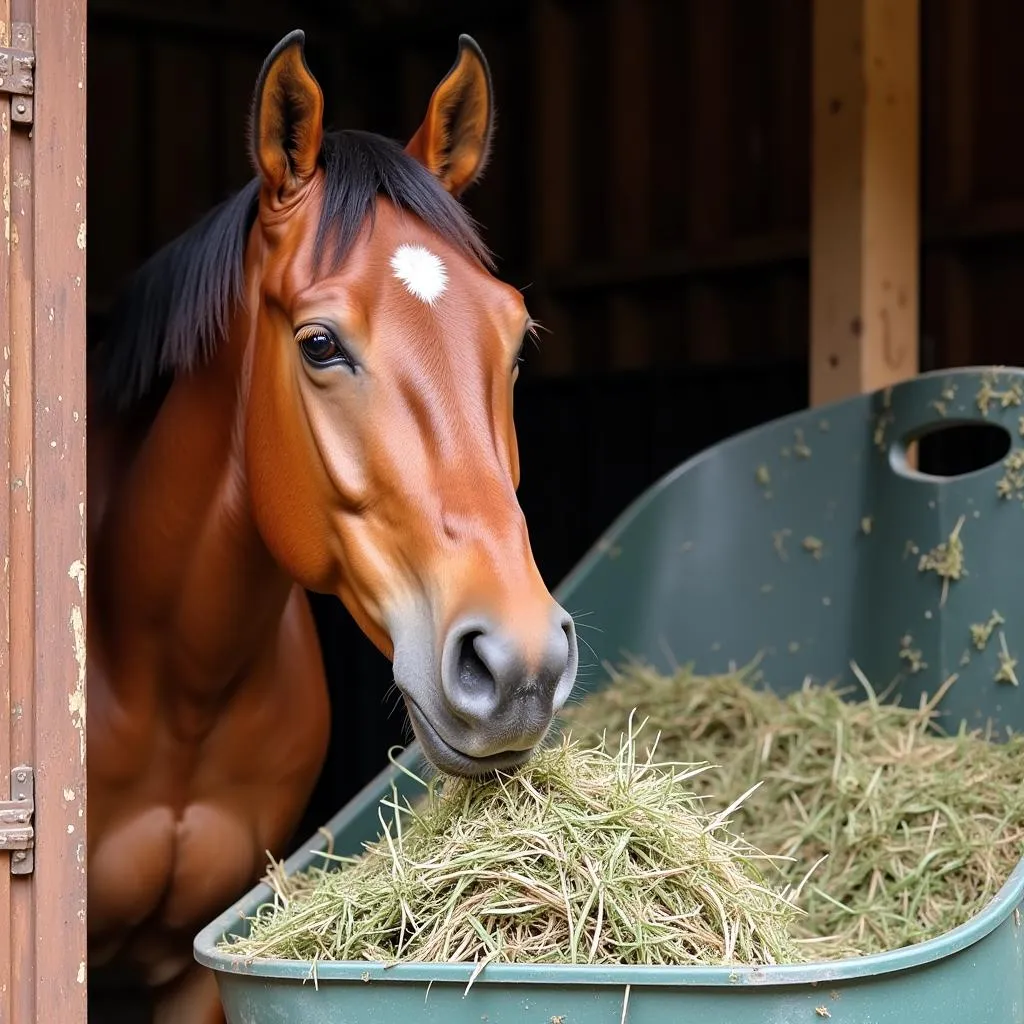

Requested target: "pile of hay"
[
  {"left": 224, "top": 717, "right": 806, "bottom": 969},
  {"left": 224, "top": 660, "right": 1024, "bottom": 969},
  {"left": 559, "top": 660, "right": 1024, "bottom": 959}
]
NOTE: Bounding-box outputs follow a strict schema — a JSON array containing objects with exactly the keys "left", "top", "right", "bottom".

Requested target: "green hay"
[
  {"left": 970, "top": 610, "right": 1005, "bottom": 651},
  {"left": 917, "top": 515, "right": 966, "bottom": 607},
  {"left": 559, "top": 660, "right": 1024, "bottom": 959},
  {"left": 222, "top": 717, "right": 805, "bottom": 969}
]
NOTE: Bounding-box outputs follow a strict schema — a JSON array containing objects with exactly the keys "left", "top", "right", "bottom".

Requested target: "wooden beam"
[{"left": 810, "top": 0, "right": 920, "bottom": 405}]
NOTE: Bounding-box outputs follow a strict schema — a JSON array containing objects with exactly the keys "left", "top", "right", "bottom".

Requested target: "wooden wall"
[
  {"left": 921, "top": 0, "right": 1024, "bottom": 372},
  {"left": 525, "top": 0, "right": 1024, "bottom": 378},
  {"left": 528, "top": 0, "right": 812, "bottom": 375},
  {"left": 87, "top": 0, "right": 1024, "bottom": 385}
]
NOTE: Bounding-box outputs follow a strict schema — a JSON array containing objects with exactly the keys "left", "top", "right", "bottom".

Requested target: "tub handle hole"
[{"left": 890, "top": 421, "right": 1012, "bottom": 480}]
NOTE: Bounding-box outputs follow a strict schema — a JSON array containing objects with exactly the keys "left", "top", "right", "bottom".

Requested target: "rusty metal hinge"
[
  {"left": 0, "top": 766, "right": 35, "bottom": 876},
  {"left": 0, "top": 23, "right": 34, "bottom": 126}
]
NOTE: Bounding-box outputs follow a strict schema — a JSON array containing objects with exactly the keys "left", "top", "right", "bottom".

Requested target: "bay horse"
[{"left": 86, "top": 30, "right": 578, "bottom": 1022}]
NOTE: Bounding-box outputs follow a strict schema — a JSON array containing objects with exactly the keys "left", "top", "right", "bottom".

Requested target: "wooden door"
[{"left": 0, "top": 0, "right": 88, "bottom": 1021}]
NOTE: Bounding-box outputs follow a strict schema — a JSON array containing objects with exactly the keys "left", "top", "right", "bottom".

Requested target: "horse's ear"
[
  {"left": 249, "top": 29, "right": 324, "bottom": 200},
  {"left": 405, "top": 34, "right": 495, "bottom": 197}
]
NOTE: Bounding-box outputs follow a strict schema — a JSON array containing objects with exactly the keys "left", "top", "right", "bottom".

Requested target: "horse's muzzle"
[{"left": 392, "top": 603, "right": 578, "bottom": 777}]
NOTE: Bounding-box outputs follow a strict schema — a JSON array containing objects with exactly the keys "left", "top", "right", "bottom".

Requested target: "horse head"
[{"left": 241, "top": 31, "right": 578, "bottom": 776}]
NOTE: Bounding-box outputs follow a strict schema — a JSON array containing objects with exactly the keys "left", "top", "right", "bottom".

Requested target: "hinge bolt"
[
  {"left": 12, "top": 851, "right": 25, "bottom": 862},
  {"left": 15, "top": 771, "right": 25, "bottom": 783}
]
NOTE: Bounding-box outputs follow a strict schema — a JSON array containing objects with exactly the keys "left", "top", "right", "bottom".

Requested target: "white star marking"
[{"left": 389, "top": 243, "right": 448, "bottom": 305}]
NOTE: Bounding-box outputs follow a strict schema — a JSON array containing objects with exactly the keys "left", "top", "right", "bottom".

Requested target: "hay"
[
  {"left": 559, "top": 660, "right": 1024, "bottom": 959},
  {"left": 223, "top": 716, "right": 805, "bottom": 969},
  {"left": 221, "top": 659, "right": 1024, "bottom": 969}
]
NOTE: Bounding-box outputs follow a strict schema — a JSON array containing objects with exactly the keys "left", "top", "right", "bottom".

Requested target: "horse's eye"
[{"left": 297, "top": 328, "right": 353, "bottom": 369}]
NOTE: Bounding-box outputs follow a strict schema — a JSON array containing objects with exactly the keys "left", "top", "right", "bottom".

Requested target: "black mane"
[{"left": 90, "top": 129, "right": 493, "bottom": 414}]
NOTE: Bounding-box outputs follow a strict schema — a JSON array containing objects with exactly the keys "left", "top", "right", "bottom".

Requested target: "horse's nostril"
[
  {"left": 456, "top": 630, "right": 496, "bottom": 700},
  {"left": 441, "top": 610, "right": 578, "bottom": 729}
]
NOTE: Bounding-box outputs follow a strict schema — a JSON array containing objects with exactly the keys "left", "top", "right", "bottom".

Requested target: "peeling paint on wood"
[
  {"left": 68, "top": 604, "right": 86, "bottom": 764},
  {"left": 0, "top": 1, "right": 90, "bottom": 1019},
  {"left": 0, "top": 2, "right": 21, "bottom": 1019},
  {"left": 68, "top": 559, "right": 85, "bottom": 595},
  {"left": 2, "top": 155, "right": 8, "bottom": 251}
]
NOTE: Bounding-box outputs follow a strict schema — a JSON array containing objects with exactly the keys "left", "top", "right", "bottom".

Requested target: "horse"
[{"left": 85, "top": 30, "right": 579, "bottom": 1022}]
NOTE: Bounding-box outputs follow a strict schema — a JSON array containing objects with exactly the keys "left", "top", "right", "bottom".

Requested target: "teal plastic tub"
[{"left": 195, "top": 366, "right": 1024, "bottom": 1023}]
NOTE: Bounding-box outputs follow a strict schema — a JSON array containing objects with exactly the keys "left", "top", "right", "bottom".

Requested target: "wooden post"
[
  {"left": 0, "top": 1, "right": 88, "bottom": 1021},
  {"left": 31, "top": 0, "right": 89, "bottom": 1016},
  {"left": 810, "top": 0, "right": 920, "bottom": 405}
]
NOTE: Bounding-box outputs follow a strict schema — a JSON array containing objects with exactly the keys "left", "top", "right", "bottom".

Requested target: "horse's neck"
[{"left": 95, "top": 346, "right": 291, "bottom": 705}]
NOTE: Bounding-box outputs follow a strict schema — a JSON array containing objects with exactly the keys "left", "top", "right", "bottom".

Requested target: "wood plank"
[
  {"left": 87, "top": 0, "right": 298, "bottom": 46},
  {"left": 151, "top": 40, "right": 216, "bottom": 250},
  {"left": 545, "top": 229, "right": 808, "bottom": 294},
  {"left": 809, "top": 0, "right": 920, "bottom": 405},
  {"left": 531, "top": 0, "right": 577, "bottom": 375},
  {"left": 685, "top": 0, "right": 733, "bottom": 365},
  {"left": 0, "top": 7, "right": 12, "bottom": 1022},
  {"left": 772, "top": 0, "right": 812, "bottom": 233},
  {"left": 607, "top": 0, "right": 651, "bottom": 370},
  {"left": 686, "top": 0, "right": 732, "bottom": 247},
  {"left": 84, "top": 33, "right": 143, "bottom": 309},
  {"left": 972, "top": 0, "right": 1024, "bottom": 206},
  {"left": 6, "top": 9, "right": 37, "bottom": 1022},
  {"left": 28, "top": 0, "right": 89, "bottom": 1020}
]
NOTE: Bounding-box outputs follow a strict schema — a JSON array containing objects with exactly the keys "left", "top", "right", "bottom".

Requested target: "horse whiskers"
[
  {"left": 566, "top": 608, "right": 603, "bottom": 630},
  {"left": 383, "top": 680, "right": 405, "bottom": 720},
  {"left": 575, "top": 632, "right": 601, "bottom": 669}
]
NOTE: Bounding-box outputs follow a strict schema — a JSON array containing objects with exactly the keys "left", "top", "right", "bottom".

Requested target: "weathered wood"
[
  {"left": 21, "top": 0, "right": 87, "bottom": 1021},
  {"left": 810, "top": 0, "right": 920, "bottom": 404},
  {"left": 5, "top": 8, "right": 37, "bottom": 1023},
  {"left": 0, "top": 8, "right": 12, "bottom": 1023}
]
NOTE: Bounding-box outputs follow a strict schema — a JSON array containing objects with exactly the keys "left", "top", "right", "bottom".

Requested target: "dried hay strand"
[
  {"left": 558, "top": 659, "right": 1024, "bottom": 959},
  {"left": 223, "top": 715, "right": 806, "bottom": 968}
]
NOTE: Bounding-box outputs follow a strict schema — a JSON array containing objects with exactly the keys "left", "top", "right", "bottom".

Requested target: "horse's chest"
[
  {"left": 88, "top": 799, "right": 261, "bottom": 980},
  {"left": 86, "top": 586, "right": 330, "bottom": 979},
  {"left": 87, "top": 694, "right": 325, "bottom": 966}
]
